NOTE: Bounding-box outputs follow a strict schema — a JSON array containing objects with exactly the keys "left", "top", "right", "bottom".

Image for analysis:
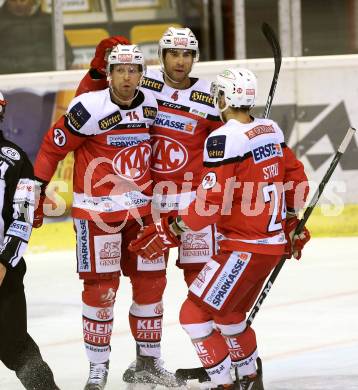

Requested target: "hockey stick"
[
  {"left": 247, "top": 126, "right": 356, "bottom": 325},
  {"left": 176, "top": 22, "right": 282, "bottom": 383},
  {"left": 261, "top": 22, "right": 282, "bottom": 119}
]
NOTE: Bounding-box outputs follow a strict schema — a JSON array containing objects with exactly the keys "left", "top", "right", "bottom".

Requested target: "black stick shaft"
[
  {"left": 262, "top": 22, "right": 281, "bottom": 119},
  {"left": 247, "top": 127, "right": 356, "bottom": 326}
]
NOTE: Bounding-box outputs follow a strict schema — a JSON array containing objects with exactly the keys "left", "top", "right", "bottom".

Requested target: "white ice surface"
[{"left": 0, "top": 237, "right": 357, "bottom": 389}]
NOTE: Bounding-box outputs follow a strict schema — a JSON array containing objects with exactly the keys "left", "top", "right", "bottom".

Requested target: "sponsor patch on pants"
[
  {"left": 137, "top": 254, "right": 166, "bottom": 271},
  {"left": 179, "top": 225, "right": 214, "bottom": 264},
  {"left": 189, "top": 259, "right": 220, "bottom": 297},
  {"left": 94, "top": 233, "right": 122, "bottom": 273},
  {"left": 203, "top": 252, "right": 252, "bottom": 310}
]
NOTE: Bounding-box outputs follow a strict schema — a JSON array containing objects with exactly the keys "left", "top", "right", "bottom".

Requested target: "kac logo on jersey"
[
  {"left": 151, "top": 135, "right": 188, "bottom": 173},
  {"left": 112, "top": 143, "right": 151, "bottom": 180},
  {"left": 98, "top": 111, "right": 122, "bottom": 131},
  {"left": 252, "top": 142, "right": 283, "bottom": 164},
  {"left": 67, "top": 102, "right": 91, "bottom": 130},
  {"left": 154, "top": 112, "right": 197, "bottom": 134}
]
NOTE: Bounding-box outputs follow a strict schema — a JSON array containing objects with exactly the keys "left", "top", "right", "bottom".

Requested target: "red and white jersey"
[
  {"left": 34, "top": 88, "right": 158, "bottom": 223},
  {"left": 182, "top": 118, "right": 309, "bottom": 255},
  {"left": 141, "top": 69, "right": 222, "bottom": 212}
]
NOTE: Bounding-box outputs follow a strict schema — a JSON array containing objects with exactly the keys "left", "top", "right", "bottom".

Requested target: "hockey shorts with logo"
[
  {"left": 188, "top": 251, "right": 281, "bottom": 314},
  {"left": 74, "top": 217, "right": 166, "bottom": 279}
]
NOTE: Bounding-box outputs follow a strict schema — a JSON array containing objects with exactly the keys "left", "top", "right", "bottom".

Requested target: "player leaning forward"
[
  {"left": 33, "top": 45, "right": 179, "bottom": 389},
  {"left": 130, "top": 68, "right": 311, "bottom": 389}
]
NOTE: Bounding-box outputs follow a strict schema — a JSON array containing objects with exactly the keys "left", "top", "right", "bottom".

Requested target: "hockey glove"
[
  {"left": 90, "top": 35, "right": 130, "bottom": 75},
  {"left": 284, "top": 216, "right": 311, "bottom": 260},
  {"left": 129, "top": 217, "right": 181, "bottom": 260},
  {"left": 33, "top": 180, "right": 48, "bottom": 228}
]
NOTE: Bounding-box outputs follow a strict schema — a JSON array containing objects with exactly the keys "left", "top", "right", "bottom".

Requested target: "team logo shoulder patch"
[
  {"left": 53, "top": 128, "right": 67, "bottom": 147},
  {"left": 190, "top": 90, "right": 215, "bottom": 107},
  {"left": 206, "top": 135, "right": 226, "bottom": 159},
  {"left": 201, "top": 172, "right": 217, "bottom": 189},
  {"left": 67, "top": 102, "right": 91, "bottom": 130},
  {"left": 142, "top": 106, "right": 157, "bottom": 120},
  {"left": 1, "top": 146, "right": 20, "bottom": 160},
  {"left": 141, "top": 77, "right": 164, "bottom": 92},
  {"left": 98, "top": 111, "right": 122, "bottom": 131}
]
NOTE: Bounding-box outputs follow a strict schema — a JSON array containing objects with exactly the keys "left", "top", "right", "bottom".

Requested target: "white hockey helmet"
[
  {"left": 106, "top": 44, "right": 145, "bottom": 75},
  {"left": 211, "top": 68, "right": 258, "bottom": 114},
  {"left": 158, "top": 27, "right": 199, "bottom": 67},
  {"left": 0, "top": 91, "right": 7, "bottom": 117}
]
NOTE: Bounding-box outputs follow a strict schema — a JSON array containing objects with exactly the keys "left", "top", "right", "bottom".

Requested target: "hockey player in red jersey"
[
  {"left": 33, "top": 44, "right": 182, "bottom": 389},
  {"left": 129, "top": 68, "right": 311, "bottom": 389},
  {"left": 74, "top": 27, "right": 223, "bottom": 386}
]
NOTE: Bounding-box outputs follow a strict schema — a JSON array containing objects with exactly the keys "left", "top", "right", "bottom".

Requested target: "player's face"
[
  {"left": 110, "top": 64, "right": 142, "bottom": 102},
  {"left": 163, "top": 49, "right": 194, "bottom": 85},
  {"left": 217, "top": 91, "right": 229, "bottom": 122}
]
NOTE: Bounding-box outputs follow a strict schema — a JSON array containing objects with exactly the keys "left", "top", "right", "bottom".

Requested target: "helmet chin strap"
[
  {"left": 110, "top": 86, "right": 139, "bottom": 105},
  {"left": 159, "top": 57, "right": 181, "bottom": 85},
  {"left": 215, "top": 98, "right": 229, "bottom": 122},
  {"left": 163, "top": 71, "right": 181, "bottom": 85}
]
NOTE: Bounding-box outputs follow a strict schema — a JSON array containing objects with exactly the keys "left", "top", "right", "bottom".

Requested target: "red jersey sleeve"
[
  {"left": 283, "top": 145, "right": 309, "bottom": 212},
  {"left": 34, "top": 115, "right": 86, "bottom": 182}
]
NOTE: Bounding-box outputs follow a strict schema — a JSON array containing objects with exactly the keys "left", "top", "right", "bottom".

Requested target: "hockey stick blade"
[{"left": 262, "top": 22, "right": 282, "bottom": 119}]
